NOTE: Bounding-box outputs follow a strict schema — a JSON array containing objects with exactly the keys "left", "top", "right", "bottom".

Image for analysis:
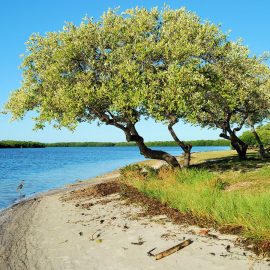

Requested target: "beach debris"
[
  {"left": 225, "top": 245, "right": 231, "bottom": 252},
  {"left": 208, "top": 233, "right": 218, "bottom": 239},
  {"left": 131, "top": 241, "right": 145, "bottom": 245},
  {"left": 147, "top": 239, "right": 193, "bottom": 260},
  {"left": 59, "top": 240, "right": 68, "bottom": 244},
  {"left": 210, "top": 252, "right": 216, "bottom": 256},
  {"left": 147, "top": 248, "right": 157, "bottom": 257},
  {"left": 90, "top": 230, "right": 101, "bottom": 241},
  {"left": 160, "top": 233, "right": 177, "bottom": 240},
  {"left": 100, "top": 219, "right": 105, "bottom": 224},
  {"left": 79, "top": 232, "right": 83, "bottom": 236},
  {"left": 131, "top": 236, "right": 145, "bottom": 245},
  {"left": 124, "top": 223, "right": 129, "bottom": 229},
  {"left": 199, "top": 229, "right": 210, "bottom": 236}
]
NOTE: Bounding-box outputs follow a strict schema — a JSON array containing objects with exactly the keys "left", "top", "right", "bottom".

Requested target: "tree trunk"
[
  {"left": 98, "top": 112, "right": 181, "bottom": 168},
  {"left": 229, "top": 132, "right": 248, "bottom": 160},
  {"left": 135, "top": 139, "right": 181, "bottom": 168},
  {"left": 248, "top": 119, "right": 265, "bottom": 159},
  {"left": 183, "top": 146, "right": 192, "bottom": 167},
  {"left": 168, "top": 118, "right": 192, "bottom": 167},
  {"left": 220, "top": 130, "right": 248, "bottom": 160},
  {"left": 126, "top": 124, "right": 181, "bottom": 168},
  {"left": 230, "top": 138, "right": 248, "bottom": 160}
]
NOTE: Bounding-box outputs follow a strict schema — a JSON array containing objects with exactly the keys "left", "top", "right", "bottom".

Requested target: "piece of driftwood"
[
  {"left": 148, "top": 239, "right": 193, "bottom": 260},
  {"left": 131, "top": 241, "right": 145, "bottom": 245}
]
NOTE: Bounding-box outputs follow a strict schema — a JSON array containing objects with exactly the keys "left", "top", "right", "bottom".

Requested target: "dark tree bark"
[
  {"left": 97, "top": 112, "right": 181, "bottom": 168},
  {"left": 229, "top": 133, "right": 248, "bottom": 160},
  {"left": 220, "top": 128, "right": 248, "bottom": 160},
  {"left": 168, "top": 117, "right": 192, "bottom": 167},
  {"left": 247, "top": 118, "right": 266, "bottom": 159},
  {"left": 219, "top": 112, "right": 248, "bottom": 160},
  {"left": 126, "top": 123, "right": 181, "bottom": 168}
]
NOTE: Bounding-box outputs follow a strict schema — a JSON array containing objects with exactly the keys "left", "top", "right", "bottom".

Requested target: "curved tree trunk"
[
  {"left": 247, "top": 119, "right": 265, "bottom": 159},
  {"left": 127, "top": 124, "right": 181, "bottom": 168},
  {"left": 168, "top": 118, "right": 192, "bottom": 167},
  {"left": 97, "top": 112, "right": 181, "bottom": 168},
  {"left": 135, "top": 139, "right": 181, "bottom": 168},
  {"left": 230, "top": 138, "right": 248, "bottom": 160},
  {"left": 221, "top": 130, "right": 248, "bottom": 160}
]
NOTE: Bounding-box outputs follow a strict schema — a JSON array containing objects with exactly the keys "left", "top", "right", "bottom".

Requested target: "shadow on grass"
[{"left": 192, "top": 153, "right": 270, "bottom": 173}]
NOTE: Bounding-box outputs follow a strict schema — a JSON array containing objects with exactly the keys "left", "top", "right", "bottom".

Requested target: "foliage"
[
  {"left": 187, "top": 42, "right": 270, "bottom": 130},
  {"left": 240, "top": 123, "right": 270, "bottom": 146},
  {"left": 182, "top": 41, "right": 270, "bottom": 158}
]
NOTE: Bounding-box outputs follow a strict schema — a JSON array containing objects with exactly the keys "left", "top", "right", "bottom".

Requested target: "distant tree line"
[
  {"left": 115, "top": 140, "right": 230, "bottom": 147},
  {"left": 0, "top": 140, "right": 45, "bottom": 148},
  {"left": 4, "top": 7, "right": 270, "bottom": 167},
  {"left": 0, "top": 139, "right": 230, "bottom": 148}
]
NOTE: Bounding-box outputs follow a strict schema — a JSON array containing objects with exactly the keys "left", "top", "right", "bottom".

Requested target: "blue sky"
[{"left": 0, "top": 0, "right": 269, "bottom": 143}]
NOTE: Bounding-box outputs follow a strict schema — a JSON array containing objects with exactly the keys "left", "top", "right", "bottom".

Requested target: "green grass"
[{"left": 121, "top": 151, "right": 270, "bottom": 241}]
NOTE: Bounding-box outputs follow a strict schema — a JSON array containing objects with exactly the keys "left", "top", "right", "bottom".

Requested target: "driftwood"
[
  {"left": 148, "top": 239, "right": 193, "bottom": 260},
  {"left": 131, "top": 241, "right": 145, "bottom": 245}
]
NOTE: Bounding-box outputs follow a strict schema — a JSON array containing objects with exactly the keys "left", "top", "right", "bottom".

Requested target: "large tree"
[{"left": 5, "top": 8, "right": 191, "bottom": 168}]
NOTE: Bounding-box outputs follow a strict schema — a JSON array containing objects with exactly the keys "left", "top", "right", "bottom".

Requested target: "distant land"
[{"left": 0, "top": 140, "right": 230, "bottom": 148}]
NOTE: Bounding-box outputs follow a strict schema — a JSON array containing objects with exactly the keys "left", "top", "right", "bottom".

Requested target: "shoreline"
[
  {"left": 0, "top": 147, "right": 230, "bottom": 211},
  {"left": 0, "top": 168, "right": 121, "bottom": 214},
  {"left": 0, "top": 153, "right": 269, "bottom": 269}
]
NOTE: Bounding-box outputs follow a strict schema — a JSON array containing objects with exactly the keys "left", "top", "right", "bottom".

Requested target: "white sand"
[{"left": 0, "top": 173, "right": 269, "bottom": 270}]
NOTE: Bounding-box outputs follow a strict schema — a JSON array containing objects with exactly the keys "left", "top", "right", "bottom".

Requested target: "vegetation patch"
[{"left": 120, "top": 151, "right": 270, "bottom": 256}]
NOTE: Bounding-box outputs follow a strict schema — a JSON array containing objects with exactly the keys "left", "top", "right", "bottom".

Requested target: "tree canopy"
[{"left": 182, "top": 41, "right": 270, "bottom": 159}]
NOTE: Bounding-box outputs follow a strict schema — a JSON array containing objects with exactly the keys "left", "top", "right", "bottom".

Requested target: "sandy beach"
[{"left": 0, "top": 170, "right": 269, "bottom": 270}]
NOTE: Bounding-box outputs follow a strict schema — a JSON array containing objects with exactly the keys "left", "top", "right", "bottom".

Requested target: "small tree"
[
  {"left": 143, "top": 8, "right": 227, "bottom": 167},
  {"left": 185, "top": 42, "right": 270, "bottom": 160},
  {"left": 241, "top": 123, "right": 270, "bottom": 156}
]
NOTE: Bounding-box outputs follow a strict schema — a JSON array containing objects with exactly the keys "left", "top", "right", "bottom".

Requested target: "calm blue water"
[{"left": 0, "top": 146, "right": 229, "bottom": 209}]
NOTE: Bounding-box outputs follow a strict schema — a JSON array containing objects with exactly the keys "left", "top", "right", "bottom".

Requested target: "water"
[{"left": 0, "top": 146, "right": 229, "bottom": 209}]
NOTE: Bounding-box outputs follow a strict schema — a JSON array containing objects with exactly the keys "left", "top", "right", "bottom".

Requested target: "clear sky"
[{"left": 0, "top": 0, "right": 269, "bottom": 143}]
